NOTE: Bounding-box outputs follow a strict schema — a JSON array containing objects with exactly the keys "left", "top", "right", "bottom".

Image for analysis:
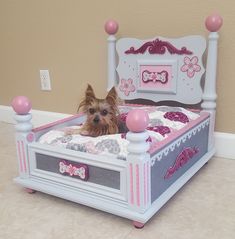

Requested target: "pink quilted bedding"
[{"left": 38, "top": 105, "right": 209, "bottom": 160}]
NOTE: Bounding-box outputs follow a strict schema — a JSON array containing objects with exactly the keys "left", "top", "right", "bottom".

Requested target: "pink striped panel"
[
  {"left": 147, "top": 161, "right": 150, "bottom": 204},
  {"left": 21, "top": 141, "right": 27, "bottom": 172},
  {"left": 136, "top": 164, "right": 140, "bottom": 207},
  {"left": 17, "top": 141, "right": 23, "bottom": 173},
  {"left": 129, "top": 163, "right": 134, "bottom": 205},
  {"left": 144, "top": 163, "right": 147, "bottom": 206}
]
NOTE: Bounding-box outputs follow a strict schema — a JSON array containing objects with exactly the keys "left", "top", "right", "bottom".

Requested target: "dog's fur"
[{"left": 69, "top": 84, "right": 127, "bottom": 137}]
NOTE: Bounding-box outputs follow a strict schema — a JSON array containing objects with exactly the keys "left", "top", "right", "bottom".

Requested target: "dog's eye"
[
  {"left": 101, "top": 109, "right": 108, "bottom": 116},
  {"left": 89, "top": 108, "right": 95, "bottom": 114}
]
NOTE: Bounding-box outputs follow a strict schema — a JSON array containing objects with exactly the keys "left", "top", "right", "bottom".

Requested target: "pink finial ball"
[
  {"left": 126, "top": 109, "right": 149, "bottom": 133},
  {"left": 11, "top": 96, "right": 32, "bottom": 115},
  {"left": 104, "top": 20, "right": 119, "bottom": 35},
  {"left": 205, "top": 13, "right": 223, "bottom": 32}
]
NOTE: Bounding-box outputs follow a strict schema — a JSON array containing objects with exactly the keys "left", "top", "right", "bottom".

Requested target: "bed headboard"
[
  {"left": 116, "top": 36, "right": 205, "bottom": 104},
  {"left": 104, "top": 13, "right": 223, "bottom": 107},
  {"left": 104, "top": 13, "right": 223, "bottom": 150}
]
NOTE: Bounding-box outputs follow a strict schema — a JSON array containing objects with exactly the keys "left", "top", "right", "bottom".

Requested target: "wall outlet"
[{"left": 40, "top": 70, "right": 51, "bottom": 91}]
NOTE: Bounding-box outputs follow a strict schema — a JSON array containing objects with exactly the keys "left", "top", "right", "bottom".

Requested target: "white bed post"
[
  {"left": 104, "top": 20, "right": 119, "bottom": 91},
  {"left": 202, "top": 14, "right": 223, "bottom": 151},
  {"left": 11, "top": 96, "right": 33, "bottom": 179},
  {"left": 126, "top": 110, "right": 151, "bottom": 220}
]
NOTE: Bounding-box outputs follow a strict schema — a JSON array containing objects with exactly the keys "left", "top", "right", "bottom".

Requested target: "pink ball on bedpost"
[
  {"left": 205, "top": 13, "right": 223, "bottom": 32},
  {"left": 126, "top": 109, "right": 149, "bottom": 133},
  {"left": 104, "top": 20, "right": 119, "bottom": 35},
  {"left": 11, "top": 96, "right": 32, "bottom": 115}
]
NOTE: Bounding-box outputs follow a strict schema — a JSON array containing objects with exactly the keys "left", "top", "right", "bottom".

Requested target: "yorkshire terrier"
[{"left": 68, "top": 84, "right": 127, "bottom": 137}]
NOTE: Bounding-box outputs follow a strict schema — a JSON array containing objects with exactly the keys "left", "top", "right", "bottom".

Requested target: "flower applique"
[
  {"left": 147, "top": 126, "right": 171, "bottom": 137},
  {"left": 164, "top": 112, "right": 189, "bottom": 123},
  {"left": 119, "top": 78, "right": 135, "bottom": 96},
  {"left": 119, "top": 112, "right": 128, "bottom": 122},
  {"left": 181, "top": 56, "right": 201, "bottom": 78}
]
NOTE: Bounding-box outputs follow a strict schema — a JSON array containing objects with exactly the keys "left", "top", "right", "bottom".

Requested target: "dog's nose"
[{"left": 93, "top": 115, "right": 100, "bottom": 124}]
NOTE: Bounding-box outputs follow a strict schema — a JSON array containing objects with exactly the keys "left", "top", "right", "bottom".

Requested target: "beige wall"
[{"left": 0, "top": 0, "right": 234, "bottom": 133}]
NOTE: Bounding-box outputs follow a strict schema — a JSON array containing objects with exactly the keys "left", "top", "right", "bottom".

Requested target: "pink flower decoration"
[
  {"left": 119, "top": 112, "right": 128, "bottom": 122},
  {"left": 27, "top": 133, "right": 35, "bottom": 142},
  {"left": 119, "top": 78, "right": 135, "bottom": 96},
  {"left": 164, "top": 111, "right": 189, "bottom": 123},
  {"left": 181, "top": 56, "right": 201, "bottom": 78}
]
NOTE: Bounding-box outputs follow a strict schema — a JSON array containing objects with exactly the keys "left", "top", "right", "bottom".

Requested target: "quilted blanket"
[{"left": 38, "top": 106, "right": 200, "bottom": 160}]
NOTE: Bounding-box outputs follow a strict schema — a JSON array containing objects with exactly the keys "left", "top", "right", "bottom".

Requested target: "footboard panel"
[
  {"left": 35, "top": 153, "right": 121, "bottom": 189},
  {"left": 150, "top": 117, "right": 210, "bottom": 203},
  {"left": 27, "top": 144, "right": 127, "bottom": 202}
]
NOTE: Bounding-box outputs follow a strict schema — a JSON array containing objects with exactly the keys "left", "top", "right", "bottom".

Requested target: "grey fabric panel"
[
  {"left": 151, "top": 122, "right": 209, "bottom": 203},
  {"left": 36, "top": 154, "right": 120, "bottom": 189}
]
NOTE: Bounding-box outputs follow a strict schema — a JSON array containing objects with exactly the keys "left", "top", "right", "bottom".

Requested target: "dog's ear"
[
  {"left": 85, "top": 84, "right": 96, "bottom": 100},
  {"left": 106, "top": 87, "right": 117, "bottom": 105},
  {"left": 77, "top": 84, "right": 96, "bottom": 112}
]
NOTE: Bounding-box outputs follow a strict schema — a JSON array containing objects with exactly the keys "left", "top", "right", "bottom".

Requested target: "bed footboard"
[{"left": 11, "top": 96, "right": 215, "bottom": 227}]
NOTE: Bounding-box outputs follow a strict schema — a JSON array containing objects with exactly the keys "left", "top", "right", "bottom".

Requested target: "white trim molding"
[
  {"left": 0, "top": 105, "right": 71, "bottom": 127},
  {"left": 0, "top": 105, "right": 234, "bottom": 160},
  {"left": 214, "top": 132, "right": 235, "bottom": 160}
]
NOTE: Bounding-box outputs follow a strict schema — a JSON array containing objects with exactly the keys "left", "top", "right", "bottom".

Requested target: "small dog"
[{"left": 69, "top": 84, "right": 127, "bottom": 137}]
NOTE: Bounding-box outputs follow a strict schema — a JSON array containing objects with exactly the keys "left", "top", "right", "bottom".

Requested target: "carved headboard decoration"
[
  {"left": 124, "top": 38, "right": 193, "bottom": 55},
  {"left": 115, "top": 36, "right": 206, "bottom": 104}
]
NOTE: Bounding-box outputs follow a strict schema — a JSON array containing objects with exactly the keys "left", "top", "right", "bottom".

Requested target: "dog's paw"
[
  {"left": 64, "top": 128, "right": 80, "bottom": 136},
  {"left": 80, "top": 130, "right": 90, "bottom": 136},
  {"left": 64, "top": 128, "right": 74, "bottom": 135}
]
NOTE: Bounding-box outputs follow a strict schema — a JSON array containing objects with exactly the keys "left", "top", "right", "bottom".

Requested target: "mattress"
[{"left": 38, "top": 105, "right": 209, "bottom": 160}]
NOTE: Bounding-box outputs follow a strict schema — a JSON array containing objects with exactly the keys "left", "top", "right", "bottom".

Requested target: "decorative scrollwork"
[{"left": 125, "top": 39, "right": 193, "bottom": 55}]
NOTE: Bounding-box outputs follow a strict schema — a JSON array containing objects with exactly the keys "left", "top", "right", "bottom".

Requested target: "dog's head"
[{"left": 79, "top": 84, "right": 119, "bottom": 136}]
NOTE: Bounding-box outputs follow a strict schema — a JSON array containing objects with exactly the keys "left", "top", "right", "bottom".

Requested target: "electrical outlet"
[{"left": 40, "top": 70, "right": 51, "bottom": 91}]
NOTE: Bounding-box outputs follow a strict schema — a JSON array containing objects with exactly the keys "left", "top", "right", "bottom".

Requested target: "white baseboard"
[
  {"left": 214, "top": 132, "right": 235, "bottom": 160},
  {"left": 1, "top": 105, "right": 234, "bottom": 160}
]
